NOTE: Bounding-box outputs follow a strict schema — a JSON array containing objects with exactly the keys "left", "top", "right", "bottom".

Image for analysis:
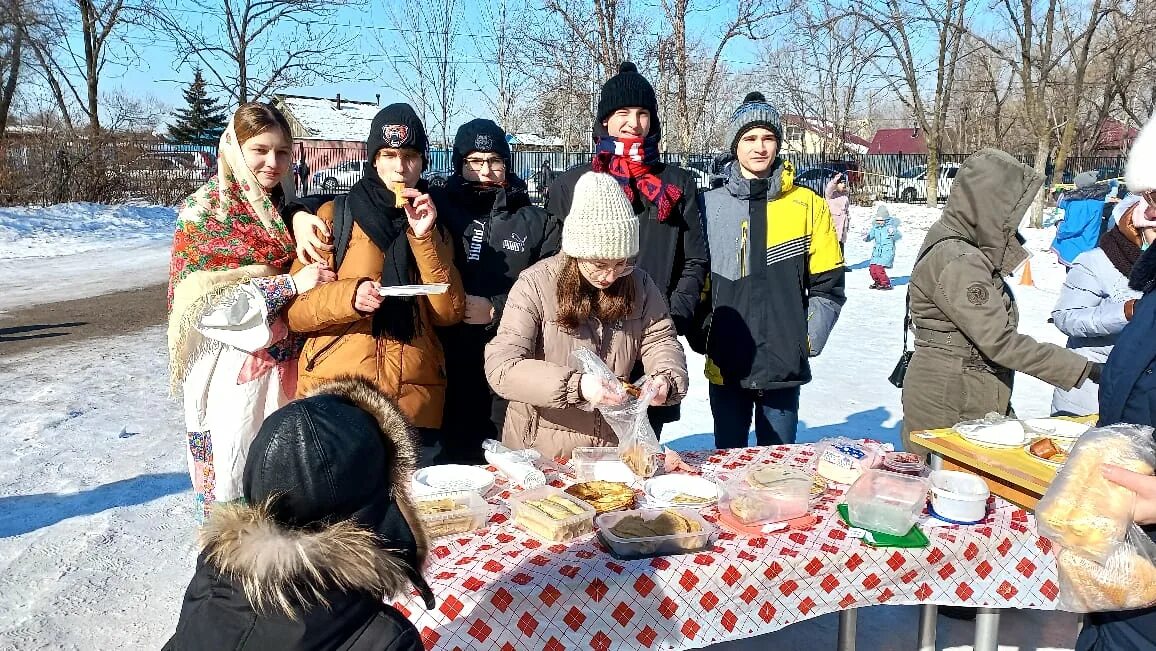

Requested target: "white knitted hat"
[
  {"left": 562, "top": 172, "right": 639, "bottom": 260},
  {"left": 1126, "top": 113, "right": 1156, "bottom": 192}
]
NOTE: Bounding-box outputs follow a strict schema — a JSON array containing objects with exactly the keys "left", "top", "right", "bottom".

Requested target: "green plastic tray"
[{"left": 837, "top": 503, "right": 929, "bottom": 548}]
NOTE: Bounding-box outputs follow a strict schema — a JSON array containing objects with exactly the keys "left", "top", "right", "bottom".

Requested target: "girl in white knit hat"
[{"left": 483, "top": 172, "right": 689, "bottom": 459}]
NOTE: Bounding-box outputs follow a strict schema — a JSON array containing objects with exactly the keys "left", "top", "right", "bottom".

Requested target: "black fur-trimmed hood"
[{"left": 202, "top": 377, "right": 435, "bottom": 617}]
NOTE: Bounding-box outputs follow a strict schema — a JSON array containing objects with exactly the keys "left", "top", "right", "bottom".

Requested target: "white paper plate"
[
  {"left": 378, "top": 283, "right": 449, "bottom": 297},
  {"left": 1023, "top": 437, "right": 1074, "bottom": 467},
  {"left": 643, "top": 474, "right": 718, "bottom": 507},
  {"left": 413, "top": 465, "right": 495, "bottom": 495},
  {"left": 1023, "top": 418, "right": 1090, "bottom": 440},
  {"left": 957, "top": 421, "right": 1028, "bottom": 448}
]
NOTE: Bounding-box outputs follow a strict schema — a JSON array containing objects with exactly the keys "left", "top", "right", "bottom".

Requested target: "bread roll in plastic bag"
[
  {"left": 1056, "top": 526, "right": 1156, "bottom": 612},
  {"left": 1036, "top": 424, "right": 1156, "bottom": 562},
  {"left": 571, "top": 348, "right": 661, "bottom": 478}
]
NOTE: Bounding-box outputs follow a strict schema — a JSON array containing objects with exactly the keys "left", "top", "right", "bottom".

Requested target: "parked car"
[
  {"left": 311, "top": 159, "right": 368, "bottom": 193},
  {"left": 884, "top": 162, "right": 961, "bottom": 202}
]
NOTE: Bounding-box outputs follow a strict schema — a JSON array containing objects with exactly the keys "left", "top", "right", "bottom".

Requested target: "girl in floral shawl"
[{"left": 167, "top": 102, "right": 334, "bottom": 522}]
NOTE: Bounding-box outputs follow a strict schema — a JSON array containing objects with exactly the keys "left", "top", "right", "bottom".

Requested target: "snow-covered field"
[
  {"left": 0, "top": 201, "right": 1080, "bottom": 649},
  {"left": 0, "top": 203, "right": 176, "bottom": 311}
]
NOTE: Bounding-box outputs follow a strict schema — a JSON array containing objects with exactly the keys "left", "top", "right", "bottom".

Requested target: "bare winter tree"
[
  {"left": 838, "top": 0, "right": 974, "bottom": 207},
  {"left": 470, "top": 0, "right": 534, "bottom": 133},
  {"left": 27, "top": 0, "right": 150, "bottom": 133},
  {"left": 1107, "top": 2, "right": 1156, "bottom": 129},
  {"left": 542, "top": 0, "right": 643, "bottom": 79},
  {"left": 149, "top": 0, "right": 364, "bottom": 104},
  {"left": 657, "top": 0, "right": 787, "bottom": 161},
  {"left": 0, "top": 0, "right": 30, "bottom": 135},
  {"left": 378, "top": 0, "right": 462, "bottom": 147},
  {"left": 758, "top": 5, "right": 886, "bottom": 156},
  {"left": 964, "top": 0, "right": 1112, "bottom": 225}
]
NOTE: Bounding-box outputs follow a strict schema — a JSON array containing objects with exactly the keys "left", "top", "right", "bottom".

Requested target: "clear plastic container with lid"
[
  {"left": 717, "top": 467, "right": 812, "bottom": 525},
  {"left": 509, "top": 486, "right": 597, "bottom": 542},
  {"left": 415, "top": 491, "right": 492, "bottom": 538},
  {"left": 570, "top": 446, "right": 636, "bottom": 483},
  {"left": 595, "top": 508, "right": 715, "bottom": 559},
  {"left": 844, "top": 468, "right": 931, "bottom": 536},
  {"left": 881, "top": 451, "right": 930, "bottom": 477}
]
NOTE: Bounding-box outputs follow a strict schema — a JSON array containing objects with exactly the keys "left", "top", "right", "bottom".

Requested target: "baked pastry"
[
  {"left": 669, "top": 493, "right": 712, "bottom": 506},
  {"left": 416, "top": 498, "right": 475, "bottom": 538},
  {"left": 1030, "top": 438, "right": 1062, "bottom": 460},
  {"left": 1057, "top": 546, "right": 1156, "bottom": 611},
  {"left": 621, "top": 381, "right": 642, "bottom": 399},
  {"left": 565, "top": 481, "right": 634, "bottom": 513},
  {"left": 1037, "top": 432, "right": 1155, "bottom": 558},
  {"left": 417, "top": 498, "right": 464, "bottom": 515},
  {"left": 389, "top": 181, "right": 408, "bottom": 208},
  {"left": 515, "top": 494, "right": 593, "bottom": 541},
  {"left": 620, "top": 443, "right": 657, "bottom": 478},
  {"left": 610, "top": 509, "right": 702, "bottom": 538}
]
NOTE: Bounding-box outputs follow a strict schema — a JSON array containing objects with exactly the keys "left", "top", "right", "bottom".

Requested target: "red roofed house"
[
  {"left": 868, "top": 128, "right": 928, "bottom": 155},
  {"left": 1092, "top": 118, "right": 1139, "bottom": 155}
]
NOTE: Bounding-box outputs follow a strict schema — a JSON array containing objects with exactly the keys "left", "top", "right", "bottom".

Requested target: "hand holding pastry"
[{"left": 1102, "top": 464, "right": 1156, "bottom": 526}]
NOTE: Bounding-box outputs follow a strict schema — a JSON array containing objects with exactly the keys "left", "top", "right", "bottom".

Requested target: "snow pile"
[{"left": 0, "top": 202, "right": 175, "bottom": 260}]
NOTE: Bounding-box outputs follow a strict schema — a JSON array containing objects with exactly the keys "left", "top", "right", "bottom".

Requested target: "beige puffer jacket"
[{"left": 484, "top": 255, "right": 689, "bottom": 459}]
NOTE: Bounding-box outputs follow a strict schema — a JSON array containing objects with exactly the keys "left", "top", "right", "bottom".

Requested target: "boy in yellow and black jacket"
[{"left": 698, "top": 92, "right": 846, "bottom": 448}]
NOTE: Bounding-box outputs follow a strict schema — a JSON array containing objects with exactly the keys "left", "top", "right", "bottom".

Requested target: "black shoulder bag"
[{"left": 889, "top": 235, "right": 974, "bottom": 388}]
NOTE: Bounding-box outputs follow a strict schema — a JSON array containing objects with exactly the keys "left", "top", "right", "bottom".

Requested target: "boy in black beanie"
[
  {"left": 543, "top": 61, "right": 708, "bottom": 438},
  {"left": 432, "top": 118, "right": 561, "bottom": 462}
]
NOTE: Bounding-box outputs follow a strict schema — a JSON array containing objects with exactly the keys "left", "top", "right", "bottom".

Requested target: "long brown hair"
[
  {"left": 556, "top": 256, "right": 636, "bottom": 332},
  {"left": 233, "top": 102, "right": 292, "bottom": 145}
]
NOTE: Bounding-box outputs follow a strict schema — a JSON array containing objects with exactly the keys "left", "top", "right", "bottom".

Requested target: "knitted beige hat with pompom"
[{"left": 561, "top": 172, "right": 639, "bottom": 260}]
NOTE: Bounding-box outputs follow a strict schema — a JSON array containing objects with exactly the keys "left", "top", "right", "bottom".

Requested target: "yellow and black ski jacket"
[{"left": 700, "top": 159, "right": 846, "bottom": 389}]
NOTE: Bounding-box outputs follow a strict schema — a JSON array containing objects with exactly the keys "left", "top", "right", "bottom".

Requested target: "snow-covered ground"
[
  {"left": 0, "top": 201, "right": 1081, "bottom": 649},
  {"left": 0, "top": 203, "right": 175, "bottom": 311}
]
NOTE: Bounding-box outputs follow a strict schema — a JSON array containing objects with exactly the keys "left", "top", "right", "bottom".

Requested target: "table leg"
[
  {"left": 837, "top": 608, "right": 857, "bottom": 651},
  {"left": 974, "top": 607, "right": 1001, "bottom": 651},
  {"left": 917, "top": 604, "right": 937, "bottom": 651}
]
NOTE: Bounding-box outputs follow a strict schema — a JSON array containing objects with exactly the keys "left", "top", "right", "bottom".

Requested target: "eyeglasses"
[
  {"left": 464, "top": 157, "right": 505, "bottom": 171},
  {"left": 581, "top": 259, "right": 636, "bottom": 277}
]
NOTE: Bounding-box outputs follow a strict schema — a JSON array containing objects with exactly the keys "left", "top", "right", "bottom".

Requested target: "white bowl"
[{"left": 929, "top": 470, "right": 989, "bottom": 524}]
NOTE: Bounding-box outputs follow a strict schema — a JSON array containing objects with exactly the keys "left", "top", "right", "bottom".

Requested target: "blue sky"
[{"left": 81, "top": 0, "right": 768, "bottom": 134}]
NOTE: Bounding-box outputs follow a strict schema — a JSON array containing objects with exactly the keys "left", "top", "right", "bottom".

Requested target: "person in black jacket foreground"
[
  {"left": 545, "top": 61, "right": 708, "bottom": 437},
  {"left": 433, "top": 119, "right": 562, "bottom": 462},
  {"left": 1076, "top": 115, "right": 1156, "bottom": 651},
  {"left": 163, "top": 378, "right": 434, "bottom": 651}
]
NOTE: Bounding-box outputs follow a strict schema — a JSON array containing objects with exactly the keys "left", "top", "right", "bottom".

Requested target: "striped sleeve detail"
[{"left": 766, "top": 236, "right": 810, "bottom": 266}]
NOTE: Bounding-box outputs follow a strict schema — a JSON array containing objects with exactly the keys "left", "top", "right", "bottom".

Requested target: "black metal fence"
[{"left": 0, "top": 134, "right": 1128, "bottom": 207}]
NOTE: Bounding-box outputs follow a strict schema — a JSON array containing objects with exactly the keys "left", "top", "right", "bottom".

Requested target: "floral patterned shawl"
[{"left": 166, "top": 118, "right": 296, "bottom": 390}]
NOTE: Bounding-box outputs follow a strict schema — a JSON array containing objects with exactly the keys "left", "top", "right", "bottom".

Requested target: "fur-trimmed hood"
[
  {"left": 199, "top": 502, "right": 417, "bottom": 618},
  {"left": 199, "top": 377, "right": 435, "bottom": 618}
]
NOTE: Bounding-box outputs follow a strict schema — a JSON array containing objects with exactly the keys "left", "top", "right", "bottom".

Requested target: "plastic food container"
[
  {"left": 595, "top": 508, "right": 714, "bottom": 559},
  {"left": 509, "top": 486, "right": 596, "bottom": 542},
  {"left": 881, "top": 451, "right": 930, "bottom": 477},
  {"left": 415, "top": 490, "right": 492, "bottom": 538},
  {"left": 844, "top": 469, "right": 931, "bottom": 536},
  {"left": 814, "top": 438, "right": 883, "bottom": 484},
  {"left": 717, "top": 468, "right": 811, "bottom": 525},
  {"left": 928, "top": 470, "right": 989, "bottom": 524},
  {"left": 571, "top": 446, "right": 636, "bottom": 483}
]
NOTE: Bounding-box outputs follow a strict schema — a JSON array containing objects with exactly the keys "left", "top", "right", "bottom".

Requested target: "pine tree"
[{"left": 167, "top": 69, "right": 228, "bottom": 145}]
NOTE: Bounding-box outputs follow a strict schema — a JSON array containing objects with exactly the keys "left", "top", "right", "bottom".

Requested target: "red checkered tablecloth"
[{"left": 394, "top": 444, "right": 1060, "bottom": 650}]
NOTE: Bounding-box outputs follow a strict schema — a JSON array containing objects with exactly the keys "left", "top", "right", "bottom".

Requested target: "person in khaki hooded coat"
[
  {"left": 901, "top": 149, "right": 1097, "bottom": 451},
  {"left": 286, "top": 104, "right": 465, "bottom": 463},
  {"left": 485, "top": 171, "right": 689, "bottom": 459}
]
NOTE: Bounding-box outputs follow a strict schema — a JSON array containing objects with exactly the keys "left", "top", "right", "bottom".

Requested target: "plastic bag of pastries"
[
  {"left": 1036, "top": 424, "right": 1156, "bottom": 562},
  {"left": 570, "top": 348, "right": 662, "bottom": 478},
  {"left": 1056, "top": 526, "right": 1156, "bottom": 612}
]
